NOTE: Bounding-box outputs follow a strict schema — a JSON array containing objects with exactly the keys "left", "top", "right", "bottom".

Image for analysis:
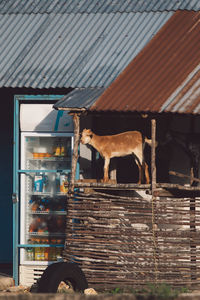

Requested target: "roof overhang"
[{"left": 53, "top": 88, "right": 105, "bottom": 113}]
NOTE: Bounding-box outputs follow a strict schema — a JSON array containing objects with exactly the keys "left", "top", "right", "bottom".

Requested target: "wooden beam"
[
  {"left": 70, "top": 113, "right": 80, "bottom": 192},
  {"left": 151, "top": 118, "right": 158, "bottom": 284},
  {"left": 151, "top": 119, "right": 157, "bottom": 192},
  {"left": 169, "top": 170, "right": 200, "bottom": 184}
]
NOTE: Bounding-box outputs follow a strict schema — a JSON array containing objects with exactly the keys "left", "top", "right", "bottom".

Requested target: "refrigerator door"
[{"left": 20, "top": 133, "right": 73, "bottom": 265}]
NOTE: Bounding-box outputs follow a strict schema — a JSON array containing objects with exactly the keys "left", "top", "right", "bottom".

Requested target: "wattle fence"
[{"left": 63, "top": 183, "right": 200, "bottom": 291}]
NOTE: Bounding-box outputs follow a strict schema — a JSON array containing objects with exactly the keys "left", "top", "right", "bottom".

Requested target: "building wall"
[{"left": 0, "top": 89, "right": 13, "bottom": 263}]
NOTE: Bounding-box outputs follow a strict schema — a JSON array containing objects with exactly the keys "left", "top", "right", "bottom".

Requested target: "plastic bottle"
[
  {"left": 40, "top": 246, "right": 45, "bottom": 261},
  {"left": 64, "top": 175, "right": 69, "bottom": 193},
  {"left": 55, "top": 173, "right": 60, "bottom": 193},
  {"left": 26, "top": 238, "right": 35, "bottom": 260},
  {"left": 54, "top": 143, "right": 61, "bottom": 156},
  {"left": 26, "top": 246, "right": 34, "bottom": 261},
  {"left": 34, "top": 173, "right": 43, "bottom": 192},
  {"left": 44, "top": 239, "right": 50, "bottom": 261},
  {"left": 43, "top": 174, "right": 49, "bottom": 193},
  {"left": 50, "top": 239, "right": 57, "bottom": 261},
  {"left": 34, "top": 239, "right": 41, "bottom": 261},
  {"left": 49, "top": 247, "right": 56, "bottom": 261},
  {"left": 61, "top": 146, "right": 66, "bottom": 156},
  {"left": 60, "top": 173, "right": 68, "bottom": 193}
]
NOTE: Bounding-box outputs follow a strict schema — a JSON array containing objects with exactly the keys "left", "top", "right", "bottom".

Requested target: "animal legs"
[
  {"left": 133, "top": 148, "right": 143, "bottom": 184},
  {"left": 103, "top": 157, "right": 110, "bottom": 182},
  {"left": 134, "top": 159, "right": 142, "bottom": 184},
  {"left": 144, "top": 162, "right": 150, "bottom": 184}
]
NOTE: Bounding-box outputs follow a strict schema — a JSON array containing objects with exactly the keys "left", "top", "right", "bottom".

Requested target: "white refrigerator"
[{"left": 18, "top": 104, "right": 74, "bottom": 286}]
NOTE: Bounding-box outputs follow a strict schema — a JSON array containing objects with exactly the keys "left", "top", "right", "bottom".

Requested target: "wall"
[{"left": 0, "top": 89, "right": 13, "bottom": 264}]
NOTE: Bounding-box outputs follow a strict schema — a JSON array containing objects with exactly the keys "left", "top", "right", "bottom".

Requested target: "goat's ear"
[{"left": 87, "top": 129, "right": 93, "bottom": 137}]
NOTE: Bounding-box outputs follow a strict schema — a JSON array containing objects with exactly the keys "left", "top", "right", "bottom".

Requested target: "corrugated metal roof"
[
  {"left": 0, "top": 11, "right": 172, "bottom": 89},
  {"left": 161, "top": 64, "right": 200, "bottom": 114},
  {"left": 53, "top": 88, "right": 105, "bottom": 111},
  {"left": 91, "top": 11, "right": 200, "bottom": 114},
  {"left": 0, "top": 0, "right": 199, "bottom": 14}
]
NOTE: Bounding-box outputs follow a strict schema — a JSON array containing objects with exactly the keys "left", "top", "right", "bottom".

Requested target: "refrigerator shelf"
[
  {"left": 28, "top": 232, "right": 65, "bottom": 237},
  {"left": 29, "top": 192, "right": 68, "bottom": 196},
  {"left": 29, "top": 211, "right": 66, "bottom": 215},
  {"left": 28, "top": 157, "right": 70, "bottom": 162}
]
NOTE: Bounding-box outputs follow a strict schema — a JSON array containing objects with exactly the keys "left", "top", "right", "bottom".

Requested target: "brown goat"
[{"left": 81, "top": 129, "right": 151, "bottom": 183}]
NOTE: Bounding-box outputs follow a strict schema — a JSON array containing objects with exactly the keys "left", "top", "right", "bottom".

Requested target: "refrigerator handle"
[{"left": 12, "top": 193, "right": 18, "bottom": 203}]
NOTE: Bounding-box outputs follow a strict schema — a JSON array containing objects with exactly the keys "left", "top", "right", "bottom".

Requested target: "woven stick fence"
[{"left": 63, "top": 185, "right": 200, "bottom": 290}]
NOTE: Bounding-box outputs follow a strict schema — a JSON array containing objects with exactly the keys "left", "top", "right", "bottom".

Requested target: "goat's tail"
[{"left": 145, "top": 137, "right": 158, "bottom": 147}]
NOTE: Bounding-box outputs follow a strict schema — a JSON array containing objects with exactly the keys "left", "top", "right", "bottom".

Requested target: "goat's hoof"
[{"left": 102, "top": 179, "right": 109, "bottom": 183}]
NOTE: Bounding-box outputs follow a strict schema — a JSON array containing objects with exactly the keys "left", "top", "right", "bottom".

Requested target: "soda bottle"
[
  {"left": 34, "top": 173, "right": 43, "bottom": 192},
  {"left": 56, "top": 173, "right": 60, "bottom": 193},
  {"left": 34, "top": 239, "right": 41, "bottom": 261},
  {"left": 35, "top": 247, "right": 41, "bottom": 261},
  {"left": 44, "top": 238, "right": 50, "bottom": 261},
  {"left": 50, "top": 239, "right": 57, "bottom": 261},
  {"left": 29, "top": 238, "right": 36, "bottom": 261},
  {"left": 43, "top": 174, "right": 49, "bottom": 193},
  {"left": 39, "top": 238, "right": 45, "bottom": 261},
  {"left": 26, "top": 240, "right": 34, "bottom": 261},
  {"left": 60, "top": 174, "right": 68, "bottom": 193},
  {"left": 61, "top": 146, "right": 66, "bottom": 156},
  {"left": 40, "top": 247, "right": 45, "bottom": 261},
  {"left": 53, "top": 142, "right": 61, "bottom": 156},
  {"left": 49, "top": 247, "right": 55, "bottom": 261}
]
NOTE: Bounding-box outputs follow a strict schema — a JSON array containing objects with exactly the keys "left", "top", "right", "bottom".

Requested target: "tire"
[
  {"left": 36, "top": 262, "right": 88, "bottom": 293},
  {"left": 31, "top": 262, "right": 64, "bottom": 293}
]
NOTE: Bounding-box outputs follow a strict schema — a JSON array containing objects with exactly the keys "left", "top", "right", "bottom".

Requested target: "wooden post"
[
  {"left": 65, "top": 113, "right": 80, "bottom": 256},
  {"left": 151, "top": 119, "right": 157, "bottom": 192},
  {"left": 151, "top": 118, "right": 158, "bottom": 284},
  {"left": 70, "top": 113, "right": 80, "bottom": 193}
]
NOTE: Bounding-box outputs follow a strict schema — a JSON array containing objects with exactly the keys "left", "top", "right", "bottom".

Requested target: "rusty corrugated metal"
[
  {"left": 91, "top": 11, "right": 200, "bottom": 114},
  {"left": 161, "top": 64, "right": 200, "bottom": 113}
]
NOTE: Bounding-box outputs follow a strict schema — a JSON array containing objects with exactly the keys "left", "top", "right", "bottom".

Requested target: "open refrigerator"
[{"left": 14, "top": 101, "right": 75, "bottom": 286}]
